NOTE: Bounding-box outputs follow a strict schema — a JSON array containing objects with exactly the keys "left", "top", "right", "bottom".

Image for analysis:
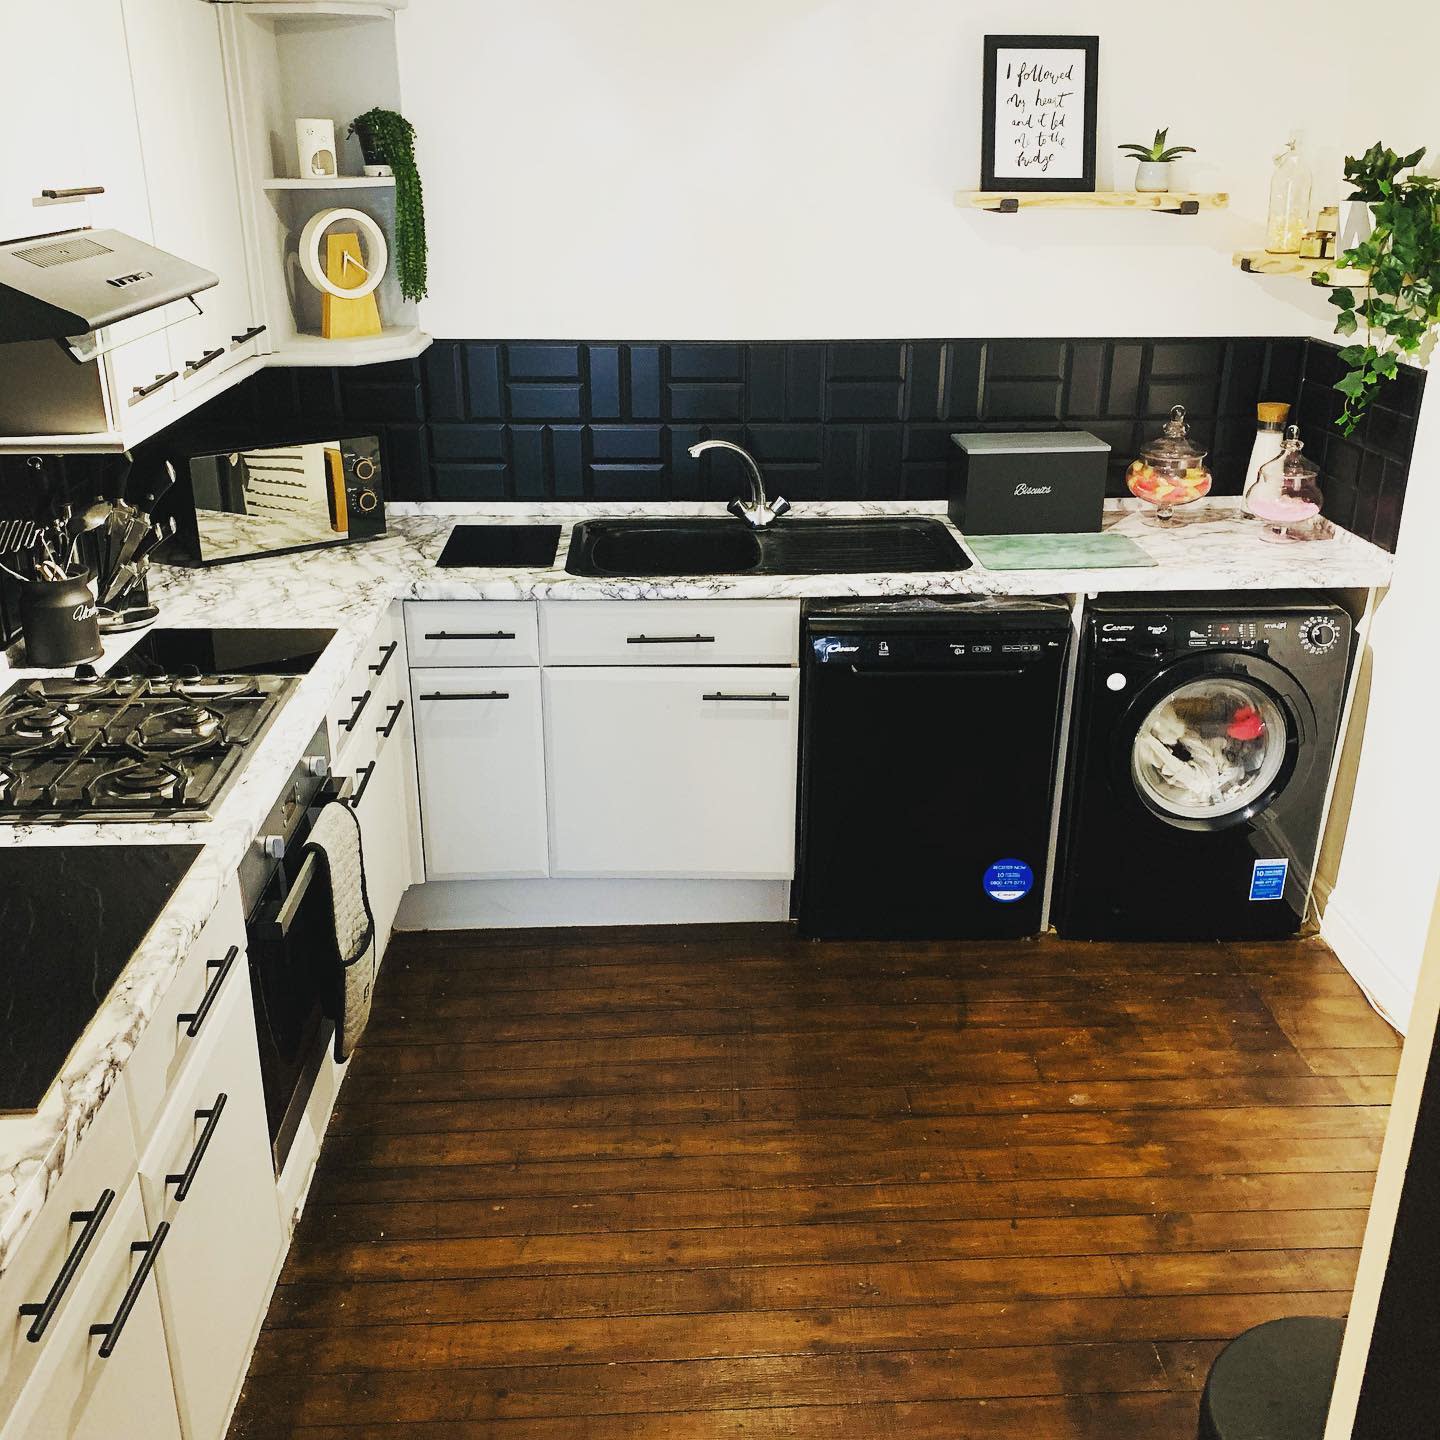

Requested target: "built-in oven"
[{"left": 239, "top": 723, "right": 350, "bottom": 1175}]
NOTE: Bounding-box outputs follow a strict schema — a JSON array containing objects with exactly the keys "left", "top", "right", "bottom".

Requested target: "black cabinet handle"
[
  {"left": 418, "top": 691, "right": 509, "bottom": 702},
  {"left": 350, "top": 762, "right": 377, "bottom": 808},
  {"left": 18, "top": 1189, "right": 116, "bottom": 1343},
  {"left": 184, "top": 346, "right": 225, "bottom": 375},
  {"left": 423, "top": 630, "right": 516, "bottom": 641},
  {"left": 131, "top": 371, "right": 178, "bottom": 400},
  {"left": 627, "top": 634, "right": 716, "bottom": 644},
  {"left": 340, "top": 690, "right": 372, "bottom": 731},
  {"left": 230, "top": 324, "right": 266, "bottom": 345},
  {"left": 702, "top": 692, "right": 791, "bottom": 702},
  {"left": 369, "top": 640, "right": 398, "bottom": 676},
  {"left": 376, "top": 699, "right": 405, "bottom": 738},
  {"left": 41, "top": 185, "right": 104, "bottom": 199},
  {"left": 175, "top": 945, "right": 239, "bottom": 1039},
  {"left": 165, "top": 1094, "right": 227, "bottom": 1203},
  {"left": 90, "top": 1223, "right": 168, "bottom": 1359}
]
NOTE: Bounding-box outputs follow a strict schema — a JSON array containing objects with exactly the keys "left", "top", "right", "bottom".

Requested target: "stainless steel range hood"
[{"left": 0, "top": 228, "right": 218, "bottom": 344}]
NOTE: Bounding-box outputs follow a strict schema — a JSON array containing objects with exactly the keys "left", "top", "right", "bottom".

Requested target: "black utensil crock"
[{"left": 21, "top": 569, "right": 102, "bottom": 666}]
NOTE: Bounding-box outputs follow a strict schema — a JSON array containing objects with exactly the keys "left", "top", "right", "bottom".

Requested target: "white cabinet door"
[
  {"left": 121, "top": 0, "right": 258, "bottom": 389},
  {"left": 544, "top": 667, "right": 800, "bottom": 878},
  {"left": 1, "top": 1180, "right": 182, "bottom": 1440},
  {"left": 0, "top": 3, "right": 151, "bottom": 245},
  {"left": 356, "top": 694, "right": 418, "bottom": 949},
  {"left": 412, "top": 667, "right": 549, "bottom": 880},
  {"left": 137, "top": 964, "right": 282, "bottom": 1440}
]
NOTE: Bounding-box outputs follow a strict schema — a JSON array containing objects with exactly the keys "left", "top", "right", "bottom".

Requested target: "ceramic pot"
[
  {"left": 1135, "top": 160, "right": 1171, "bottom": 193},
  {"left": 1338, "top": 199, "right": 1376, "bottom": 253},
  {"left": 21, "top": 568, "right": 101, "bottom": 666}
]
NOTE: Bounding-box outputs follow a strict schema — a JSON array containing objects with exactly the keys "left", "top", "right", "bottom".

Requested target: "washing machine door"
[{"left": 1116, "top": 653, "right": 1316, "bottom": 833}]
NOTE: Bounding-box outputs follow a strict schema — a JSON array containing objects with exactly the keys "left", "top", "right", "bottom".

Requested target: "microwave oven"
[{"left": 167, "top": 431, "right": 386, "bottom": 566}]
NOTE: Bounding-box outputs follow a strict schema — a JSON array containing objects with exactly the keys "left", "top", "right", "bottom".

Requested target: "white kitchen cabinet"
[
  {"left": 1, "top": 1179, "right": 181, "bottom": 1440},
  {"left": 121, "top": 0, "right": 261, "bottom": 392},
  {"left": 0, "top": 4, "right": 152, "bottom": 246},
  {"left": 412, "top": 667, "right": 550, "bottom": 880},
  {"left": 137, "top": 962, "right": 281, "bottom": 1440},
  {"left": 544, "top": 667, "right": 800, "bottom": 878},
  {"left": 540, "top": 599, "right": 799, "bottom": 667},
  {"left": 355, "top": 686, "right": 420, "bottom": 948},
  {"left": 406, "top": 602, "right": 540, "bottom": 667}
]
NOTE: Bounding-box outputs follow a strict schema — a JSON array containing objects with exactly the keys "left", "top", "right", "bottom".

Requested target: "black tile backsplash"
[{"left": 0, "top": 335, "right": 1424, "bottom": 647}]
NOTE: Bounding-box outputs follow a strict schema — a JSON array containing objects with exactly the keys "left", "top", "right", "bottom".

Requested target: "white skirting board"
[
  {"left": 395, "top": 878, "right": 792, "bottom": 931},
  {"left": 1318, "top": 888, "right": 1416, "bottom": 1034}
]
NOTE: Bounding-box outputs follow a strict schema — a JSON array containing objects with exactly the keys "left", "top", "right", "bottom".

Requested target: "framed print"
[{"left": 981, "top": 35, "right": 1099, "bottom": 191}]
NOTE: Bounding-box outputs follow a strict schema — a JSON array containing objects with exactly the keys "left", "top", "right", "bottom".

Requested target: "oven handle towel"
[{"left": 301, "top": 799, "right": 377, "bottom": 1062}]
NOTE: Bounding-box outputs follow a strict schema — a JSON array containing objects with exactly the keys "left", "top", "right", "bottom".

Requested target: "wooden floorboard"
[{"left": 229, "top": 928, "right": 1396, "bottom": 1439}]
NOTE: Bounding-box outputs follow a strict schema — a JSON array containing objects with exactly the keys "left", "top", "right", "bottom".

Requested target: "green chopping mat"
[{"left": 965, "top": 531, "right": 1156, "bottom": 570}]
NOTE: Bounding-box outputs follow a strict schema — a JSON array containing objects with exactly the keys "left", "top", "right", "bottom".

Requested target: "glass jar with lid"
[
  {"left": 1249, "top": 424, "right": 1326, "bottom": 542},
  {"left": 1125, "top": 405, "right": 1214, "bottom": 523}
]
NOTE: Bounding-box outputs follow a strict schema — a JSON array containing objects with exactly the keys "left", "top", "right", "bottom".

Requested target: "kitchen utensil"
[
  {"left": 110, "top": 513, "right": 153, "bottom": 578},
  {"left": 101, "top": 562, "right": 141, "bottom": 606},
  {"left": 134, "top": 460, "right": 178, "bottom": 518},
  {"left": 1125, "top": 406, "right": 1213, "bottom": 524},
  {"left": 134, "top": 517, "right": 177, "bottom": 565},
  {"left": 21, "top": 568, "right": 102, "bottom": 665}
]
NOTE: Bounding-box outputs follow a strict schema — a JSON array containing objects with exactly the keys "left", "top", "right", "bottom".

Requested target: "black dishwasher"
[{"left": 796, "top": 597, "right": 1072, "bottom": 939}]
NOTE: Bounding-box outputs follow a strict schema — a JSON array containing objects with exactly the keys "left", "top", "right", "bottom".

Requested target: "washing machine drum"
[{"left": 1121, "top": 664, "right": 1309, "bottom": 831}]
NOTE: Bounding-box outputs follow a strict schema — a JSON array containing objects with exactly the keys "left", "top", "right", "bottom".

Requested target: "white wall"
[
  {"left": 396, "top": 0, "right": 1440, "bottom": 1022},
  {"left": 398, "top": 0, "right": 1356, "bottom": 340}
]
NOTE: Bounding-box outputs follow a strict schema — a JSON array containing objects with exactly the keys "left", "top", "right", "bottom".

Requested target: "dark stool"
[{"left": 1199, "top": 1316, "right": 1346, "bottom": 1440}]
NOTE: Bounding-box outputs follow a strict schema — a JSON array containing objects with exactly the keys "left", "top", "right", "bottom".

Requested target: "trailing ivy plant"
[
  {"left": 349, "top": 107, "right": 427, "bottom": 303},
  {"left": 1323, "top": 143, "right": 1439, "bottom": 435}
]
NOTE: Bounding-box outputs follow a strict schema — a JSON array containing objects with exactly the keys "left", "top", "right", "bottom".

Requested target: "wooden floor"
[{"left": 229, "top": 926, "right": 1400, "bottom": 1439}]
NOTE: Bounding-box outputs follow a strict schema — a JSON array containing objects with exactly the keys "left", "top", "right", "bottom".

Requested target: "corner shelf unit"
[
  {"left": 1232, "top": 250, "right": 1369, "bottom": 287},
  {"left": 956, "top": 190, "right": 1229, "bottom": 216},
  {"left": 219, "top": 2, "right": 430, "bottom": 368},
  {"left": 260, "top": 175, "right": 396, "bottom": 191}
]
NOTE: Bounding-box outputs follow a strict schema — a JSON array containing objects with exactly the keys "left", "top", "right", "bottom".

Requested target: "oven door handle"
[{"left": 272, "top": 853, "right": 320, "bottom": 938}]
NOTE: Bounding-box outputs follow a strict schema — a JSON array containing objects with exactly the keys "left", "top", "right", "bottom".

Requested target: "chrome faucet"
[{"left": 688, "top": 440, "right": 791, "bottom": 529}]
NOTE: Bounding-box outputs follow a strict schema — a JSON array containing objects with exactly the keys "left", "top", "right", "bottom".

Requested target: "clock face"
[{"left": 297, "top": 207, "right": 388, "bottom": 299}]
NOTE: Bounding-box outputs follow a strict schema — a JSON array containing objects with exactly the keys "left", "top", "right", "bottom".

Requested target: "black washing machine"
[{"left": 1055, "top": 592, "right": 1351, "bottom": 941}]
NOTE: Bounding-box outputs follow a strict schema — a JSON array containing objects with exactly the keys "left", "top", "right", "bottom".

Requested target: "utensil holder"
[
  {"left": 98, "top": 557, "right": 158, "bottom": 634},
  {"left": 21, "top": 568, "right": 102, "bottom": 666}
]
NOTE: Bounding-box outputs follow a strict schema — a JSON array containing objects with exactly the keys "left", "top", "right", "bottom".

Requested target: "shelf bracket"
[
  {"left": 1154, "top": 200, "right": 1200, "bottom": 216},
  {"left": 985, "top": 198, "right": 1020, "bottom": 214}
]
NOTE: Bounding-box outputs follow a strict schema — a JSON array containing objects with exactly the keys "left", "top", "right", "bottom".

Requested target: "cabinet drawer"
[
  {"left": 540, "top": 600, "right": 799, "bottom": 666},
  {"left": 137, "top": 958, "right": 282, "bottom": 1440},
  {"left": 124, "top": 880, "right": 247, "bottom": 1142},
  {"left": 1, "top": 1178, "right": 181, "bottom": 1440},
  {"left": 413, "top": 668, "right": 549, "bottom": 879},
  {"left": 0, "top": 1082, "right": 139, "bottom": 1417},
  {"left": 334, "top": 612, "right": 404, "bottom": 763},
  {"left": 406, "top": 602, "right": 538, "bottom": 666},
  {"left": 544, "top": 667, "right": 800, "bottom": 878}
]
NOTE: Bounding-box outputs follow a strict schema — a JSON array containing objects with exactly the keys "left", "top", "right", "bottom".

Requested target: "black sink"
[{"left": 566, "top": 518, "right": 970, "bottom": 577}]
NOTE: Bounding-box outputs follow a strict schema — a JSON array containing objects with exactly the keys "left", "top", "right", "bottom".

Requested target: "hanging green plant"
[
  {"left": 1322, "top": 143, "right": 1439, "bottom": 435},
  {"left": 349, "top": 107, "right": 427, "bottom": 303}
]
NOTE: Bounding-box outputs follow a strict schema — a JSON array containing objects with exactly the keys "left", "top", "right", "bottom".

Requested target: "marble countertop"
[{"left": 0, "top": 497, "right": 1394, "bottom": 1270}]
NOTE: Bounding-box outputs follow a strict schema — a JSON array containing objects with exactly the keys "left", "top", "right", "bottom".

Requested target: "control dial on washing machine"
[{"left": 1301, "top": 616, "right": 1341, "bottom": 654}]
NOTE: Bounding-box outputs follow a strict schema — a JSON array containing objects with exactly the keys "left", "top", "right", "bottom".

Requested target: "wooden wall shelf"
[
  {"left": 956, "top": 190, "right": 1229, "bottom": 216},
  {"left": 1232, "top": 250, "right": 1369, "bottom": 287}
]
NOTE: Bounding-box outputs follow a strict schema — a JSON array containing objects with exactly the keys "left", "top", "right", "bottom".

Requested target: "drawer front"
[
  {"left": 1, "top": 1178, "right": 181, "bottom": 1440},
  {"left": 0, "top": 1079, "right": 139, "bottom": 1415},
  {"left": 137, "top": 960, "right": 282, "bottom": 1440},
  {"left": 540, "top": 600, "right": 799, "bottom": 666},
  {"left": 406, "top": 601, "right": 539, "bottom": 667},
  {"left": 333, "top": 610, "right": 405, "bottom": 761},
  {"left": 124, "top": 881, "right": 247, "bottom": 1142}
]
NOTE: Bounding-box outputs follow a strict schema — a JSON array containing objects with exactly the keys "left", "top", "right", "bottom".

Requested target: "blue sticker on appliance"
[
  {"left": 983, "top": 859, "right": 1034, "bottom": 903},
  {"left": 1250, "top": 859, "right": 1289, "bottom": 901}
]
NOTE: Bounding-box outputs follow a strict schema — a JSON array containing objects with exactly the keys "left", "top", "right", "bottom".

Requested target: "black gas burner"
[{"left": 0, "top": 670, "right": 297, "bottom": 823}]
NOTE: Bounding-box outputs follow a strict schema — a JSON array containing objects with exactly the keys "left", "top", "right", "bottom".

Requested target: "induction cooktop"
[
  {"left": 436, "top": 524, "right": 561, "bottom": 569},
  {"left": 108, "top": 627, "right": 337, "bottom": 677},
  {"left": 0, "top": 843, "right": 201, "bottom": 1111}
]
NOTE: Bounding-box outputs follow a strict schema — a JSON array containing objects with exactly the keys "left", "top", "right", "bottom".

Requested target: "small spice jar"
[{"left": 1125, "top": 405, "right": 1214, "bottom": 524}]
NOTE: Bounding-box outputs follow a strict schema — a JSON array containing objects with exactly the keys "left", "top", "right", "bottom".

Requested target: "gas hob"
[{"left": 0, "top": 671, "right": 298, "bottom": 822}]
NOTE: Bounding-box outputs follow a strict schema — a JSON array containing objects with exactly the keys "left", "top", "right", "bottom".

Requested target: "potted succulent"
[
  {"left": 1322, "top": 142, "right": 1439, "bottom": 435},
  {"left": 1118, "top": 128, "right": 1196, "bottom": 193},
  {"left": 348, "top": 107, "right": 427, "bottom": 303}
]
